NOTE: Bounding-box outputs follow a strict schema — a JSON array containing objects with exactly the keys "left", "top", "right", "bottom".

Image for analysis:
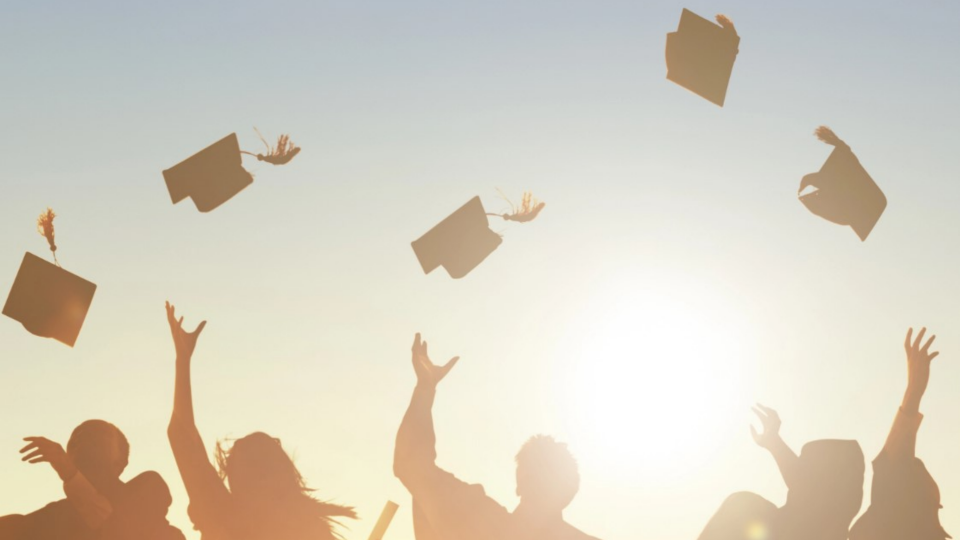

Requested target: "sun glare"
[{"left": 562, "top": 277, "right": 755, "bottom": 478}]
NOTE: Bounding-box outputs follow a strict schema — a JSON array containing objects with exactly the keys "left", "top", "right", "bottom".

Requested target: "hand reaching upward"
[
  {"left": 412, "top": 333, "right": 459, "bottom": 389},
  {"left": 750, "top": 404, "right": 782, "bottom": 450},
  {"left": 166, "top": 301, "right": 207, "bottom": 361},
  {"left": 903, "top": 327, "right": 940, "bottom": 413},
  {"left": 20, "top": 437, "right": 77, "bottom": 482}
]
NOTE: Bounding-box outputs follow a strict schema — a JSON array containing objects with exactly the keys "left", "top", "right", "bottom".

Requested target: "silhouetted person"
[
  {"left": 164, "top": 301, "right": 355, "bottom": 540},
  {"left": 0, "top": 420, "right": 183, "bottom": 540},
  {"left": 699, "top": 406, "right": 864, "bottom": 540},
  {"left": 394, "top": 333, "right": 601, "bottom": 540},
  {"left": 849, "top": 328, "right": 950, "bottom": 540}
]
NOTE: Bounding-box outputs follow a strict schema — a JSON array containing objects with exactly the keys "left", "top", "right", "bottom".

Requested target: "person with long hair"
[
  {"left": 165, "top": 301, "right": 355, "bottom": 540},
  {"left": 849, "top": 328, "right": 950, "bottom": 540}
]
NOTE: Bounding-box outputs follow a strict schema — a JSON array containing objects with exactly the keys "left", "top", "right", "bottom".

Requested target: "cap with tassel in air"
[
  {"left": 799, "top": 127, "right": 886, "bottom": 241},
  {"left": 666, "top": 9, "right": 740, "bottom": 107},
  {"left": 3, "top": 209, "right": 97, "bottom": 347},
  {"left": 163, "top": 128, "right": 301, "bottom": 213},
  {"left": 412, "top": 191, "right": 545, "bottom": 279}
]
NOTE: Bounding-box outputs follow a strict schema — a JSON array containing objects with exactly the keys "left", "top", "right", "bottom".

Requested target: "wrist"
[
  {"left": 57, "top": 461, "right": 78, "bottom": 483},
  {"left": 415, "top": 381, "right": 438, "bottom": 394}
]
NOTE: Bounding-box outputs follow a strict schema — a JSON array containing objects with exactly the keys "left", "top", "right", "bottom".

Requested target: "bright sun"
[{"left": 562, "top": 277, "right": 756, "bottom": 478}]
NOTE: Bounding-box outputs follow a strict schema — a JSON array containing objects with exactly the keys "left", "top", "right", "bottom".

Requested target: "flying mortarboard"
[
  {"left": 411, "top": 191, "right": 545, "bottom": 279},
  {"left": 799, "top": 127, "right": 886, "bottom": 241},
  {"left": 2, "top": 209, "right": 97, "bottom": 347},
  {"left": 163, "top": 128, "right": 301, "bottom": 213},
  {"left": 666, "top": 9, "right": 740, "bottom": 107}
]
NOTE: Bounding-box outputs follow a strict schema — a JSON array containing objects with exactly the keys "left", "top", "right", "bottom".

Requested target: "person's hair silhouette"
[
  {"left": 394, "top": 333, "right": 601, "bottom": 540},
  {"left": 164, "top": 302, "right": 355, "bottom": 540},
  {"left": 0, "top": 420, "right": 183, "bottom": 540},
  {"left": 68, "top": 420, "right": 130, "bottom": 495},
  {"left": 515, "top": 435, "right": 580, "bottom": 513},
  {"left": 699, "top": 406, "right": 864, "bottom": 540},
  {"left": 850, "top": 328, "right": 950, "bottom": 540}
]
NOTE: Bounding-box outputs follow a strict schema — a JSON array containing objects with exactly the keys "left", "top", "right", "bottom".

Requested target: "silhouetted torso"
[
  {"left": 0, "top": 472, "right": 183, "bottom": 540},
  {"left": 850, "top": 410, "right": 949, "bottom": 540}
]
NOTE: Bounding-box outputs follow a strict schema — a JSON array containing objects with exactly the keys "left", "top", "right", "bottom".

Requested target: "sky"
[{"left": 1, "top": 1, "right": 960, "bottom": 539}]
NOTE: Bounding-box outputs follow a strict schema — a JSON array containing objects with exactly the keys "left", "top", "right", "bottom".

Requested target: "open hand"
[
  {"left": 21, "top": 437, "right": 77, "bottom": 482},
  {"left": 412, "top": 333, "right": 459, "bottom": 389},
  {"left": 904, "top": 327, "right": 939, "bottom": 407},
  {"left": 750, "top": 404, "right": 782, "bottom": 450},
  {"left": 166, "top": 301, "right": 207, "bottom": 360}
]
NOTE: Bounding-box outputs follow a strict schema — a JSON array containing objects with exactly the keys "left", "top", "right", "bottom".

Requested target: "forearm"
[
  {"left": 394, "top": 384, "right": 439, "bottom": 479},
  {"left": 170, "top": 356, "right": 197, "bottom": 429},
  {"left": 766, "top": 436, "right": 800, "bottom": 489},
  {"left": 63, "top": 472, "right": 112, "bottom": 529},
  {"left": 881, "top": 378, "right": 926, "bottom": 460},
  {"left": 901, "top": 384, "right": 924, "bottom": 415}
]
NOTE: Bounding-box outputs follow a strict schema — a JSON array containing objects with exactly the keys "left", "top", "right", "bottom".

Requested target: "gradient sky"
[{"left": 2, "top": 1, "right": 960, "bottom": 539}]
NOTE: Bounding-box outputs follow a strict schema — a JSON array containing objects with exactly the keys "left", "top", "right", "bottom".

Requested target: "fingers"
[
  {"left": 921, "top": 334, "right": 937, "bottom": 355},
  {"left": 21, "top": 449, "right": 47, "bottom": 463},
  {"left": 412, "top": 333, "right": 421, "bottom": 352},
  {"left": 906, "top": 327, "right": 913, "bottom": 350},
  {"left": 914, "top": 327, "right": 927, "bottom": 350},
  {"left": 19, "top": 437, "right": 48, "bottom": 453},
  {"left": 19, "top": 441, "right": 38, "bottom": 454},
  {"left": 439, "top": 356, "right": 460, "bottom": 379},
  {"left": 178, "top": 316, "right": 184, "bottom": 328},
  {"left": 751, "top": 406, "right": 766, "bottom": 422},
  {"left": 929, "top": 351, "right": 940, "bottom": 361},
  {"left": 750, "top": 425, "right": 761, "bottom": 443},
  {"left": 193, "top": 320, "right": 207, "bottom": 336}
]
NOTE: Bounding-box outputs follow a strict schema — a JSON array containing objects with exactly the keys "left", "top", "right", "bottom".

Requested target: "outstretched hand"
[
  {"left": 21, "top": 437, "right": 77, "bottom": 482},
  {"left": 904, "top": 327, "right": 940, "bottom": 410},
  {"left": 412, "top": 333, "right": 459, "bottom": 389},
  {"left": 166, "top": 301, "right": 207, "bottom": 360},
  {"left": 750, "top": 404, "right": 782, "bottom": 450}
]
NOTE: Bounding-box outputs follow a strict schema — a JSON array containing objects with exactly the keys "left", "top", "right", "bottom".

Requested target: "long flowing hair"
[{"left": 215, "top": 432, "right": 356, "bottom": 540}]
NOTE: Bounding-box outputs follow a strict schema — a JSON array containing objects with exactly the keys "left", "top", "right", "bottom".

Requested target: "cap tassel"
[
  {"left": 487, "top": 189, "right": 546, "bottom": 223},
  {"left": 815, "top": 125, "right": 842, "bottom": 146},
  {"left": 36, "top": 207, "right": 59, "bottom": 267},
  {"left": 240, "top": 127, "right": 301, "bottom": 165},
  {"left": 715, "top": 14, "right": 737, "bottom": 34}
]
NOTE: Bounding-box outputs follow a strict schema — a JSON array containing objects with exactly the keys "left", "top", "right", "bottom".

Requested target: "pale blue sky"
[{"left": 1, "top": 1, "right": 959, "bottom": 539}]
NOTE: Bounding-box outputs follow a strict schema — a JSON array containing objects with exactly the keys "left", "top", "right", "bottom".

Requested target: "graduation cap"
[
  {"left": 2, "top": 209, "right": 97, "bottom": 347},
  {"left": 163, "top": 129, "right": 301, "bottom": 213},
  {"left": 783, "top": 439, "right": 865, "bottom": 528},
  {"left": 412, "top": 191, "right": 545, "bottom": 279},
  {"left": 666, "top": 9, "right": 740, "bottom": 107},
  {"left": 799, "top": 127, "right": 886, "bottom": 241}
]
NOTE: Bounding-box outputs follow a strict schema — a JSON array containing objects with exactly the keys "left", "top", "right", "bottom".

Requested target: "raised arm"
[
  {"left": 19, "top": 436, "right": 111, "bottom": 529},
  {"left": 393, "top": 333, "right": 459, "bottom": 485},
  {"left": 750, "top": 404, "right": 800, "bottom": 489},
  {"left": 882, "top": 327, "right": 940, "bottom": 461},
  {"left": 164, "top": 302, "right": 228, "bottom": 507}
]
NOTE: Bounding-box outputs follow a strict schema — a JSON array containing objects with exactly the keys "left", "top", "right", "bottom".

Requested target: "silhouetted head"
[
  {"left": 515, "top": 435, "right": 580, "bottom": 513},
  {"left": 66, "top": 420, "right": 129, "bottom": 491},
  {"left": 215, "top": 432, "right": 356, "bottom": 539},
  {"left": 781, "top": 439, "right": 864, "bottom": 535},
  {"left": 217, "top": 432, "right": 304, "bottom": 498}
]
